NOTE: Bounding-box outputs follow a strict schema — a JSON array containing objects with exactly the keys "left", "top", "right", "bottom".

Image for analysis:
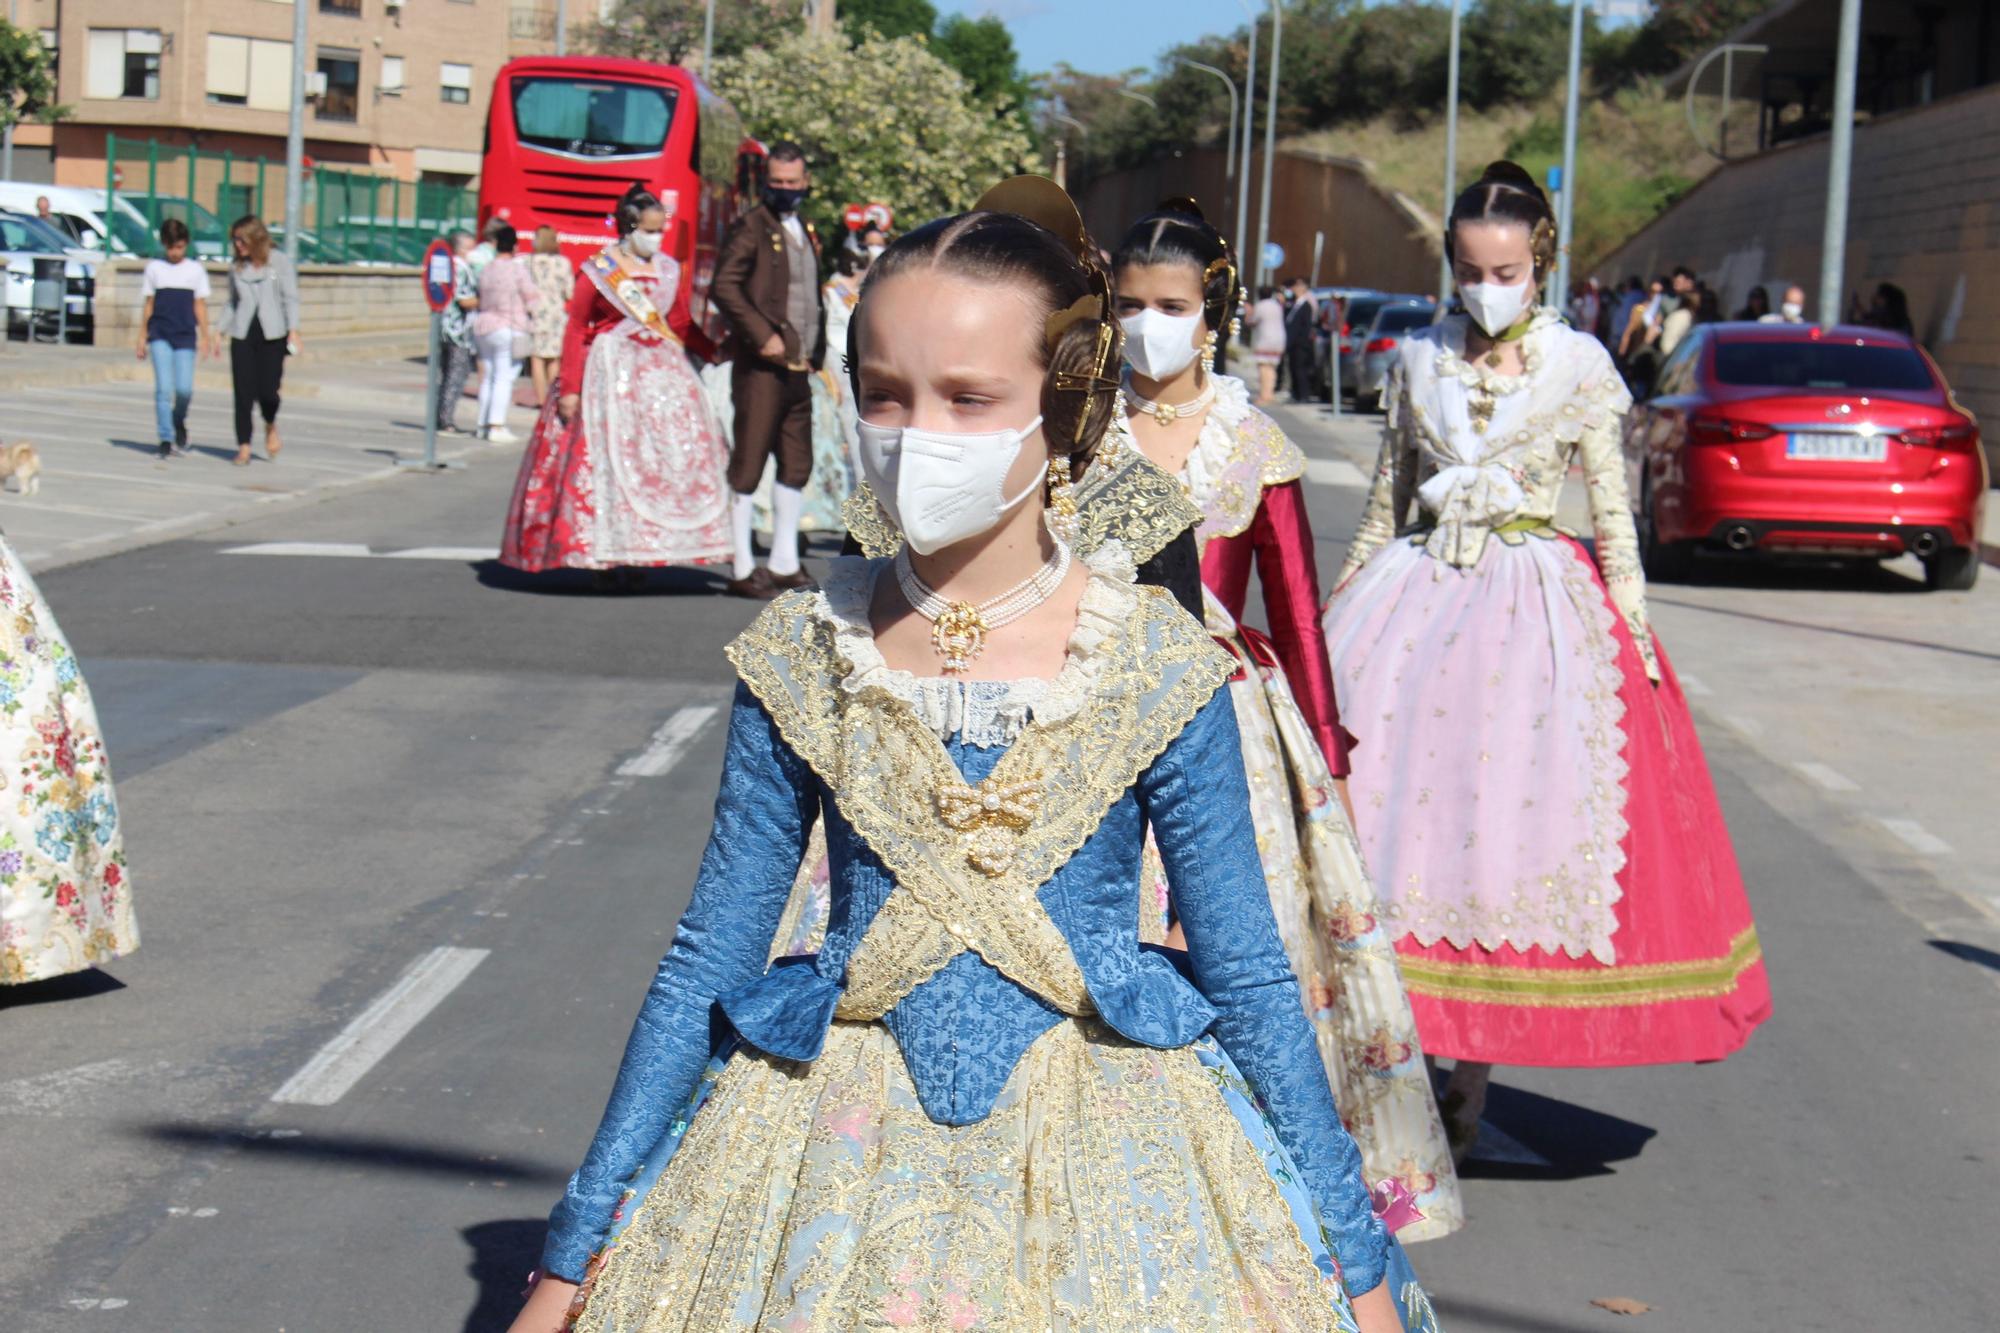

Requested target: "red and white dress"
[
  {"left": 500, "top": 249, "right": 731, "bottom": 572},
  {"left": 1323, "top": 309, "right": 1770, "bottom": 1067}
]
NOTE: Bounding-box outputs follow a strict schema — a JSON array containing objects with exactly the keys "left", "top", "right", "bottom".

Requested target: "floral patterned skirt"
[
  {"left": 1142, "top": 615, "right": 1462, "bottom": 1241},
  {"left": 566, "top": 1020, "right": 1439, "bottom": 1333},
  {"left": 0, "top": 541, "right": 133, "bottom": 984}
]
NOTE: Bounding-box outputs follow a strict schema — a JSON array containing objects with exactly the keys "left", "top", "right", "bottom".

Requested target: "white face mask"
[
  {"left": 855, "top": 414, "right": 1046, "bottom": 556},
  {"left": 1119, "top": 308, "right": 1204, "bottom": 381},
  {"left": 1458, "top": 278, "right": 1534, "bottom": 336},
  {"left": 627, "top": 228, "right": 663, "bottom": 259},
  {"left": 1781, "top": 300, "right": 1804, "bottom": 321}
]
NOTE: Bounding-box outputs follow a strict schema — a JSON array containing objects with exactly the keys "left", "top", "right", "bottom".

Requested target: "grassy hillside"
[{"left": 1293, "top": 80, "right": 1721, "bottom": 273}]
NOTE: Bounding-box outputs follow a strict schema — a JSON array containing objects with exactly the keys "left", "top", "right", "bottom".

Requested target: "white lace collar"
[
  {"left": 813, "top": 540, "right": 1141, "bottom": 740},
  {"left": 1431, "top": 306, "right": 1564, "bottom": 397}
]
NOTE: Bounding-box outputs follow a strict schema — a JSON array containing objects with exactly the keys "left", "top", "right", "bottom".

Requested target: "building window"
[
  {"left": 207, "top": 35, "right": 294, "bottom": 112},
  {"left": 316, "top": 48, "right": 361, "bottom": 122},
  {"left": 85, "top": 29, "right": 161, "bottom": 101},
  {"left": 38, "top": 28, "right": 57, "bottom": 79},
  {"left": 440, "top": 62, "right": 472, "bottom": 105},
  {"left": 320, "top": 0, "right": 363, "bottom": 15},
  {"left": 381, "top": 55, "right": 405, "bottom": 94}
]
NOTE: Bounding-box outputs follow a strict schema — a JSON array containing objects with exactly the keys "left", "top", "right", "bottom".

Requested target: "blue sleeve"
[
  {"left": 539, "top": 682, "right": 817, "bottom": 1281},
  {"left": 1138, "top": 691, "right": 1390, "bottom": 1296}
]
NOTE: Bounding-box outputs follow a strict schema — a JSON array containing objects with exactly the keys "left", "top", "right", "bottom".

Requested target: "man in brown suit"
[{"left": 711, "top": 140, "right": 826, "bottom": 599}]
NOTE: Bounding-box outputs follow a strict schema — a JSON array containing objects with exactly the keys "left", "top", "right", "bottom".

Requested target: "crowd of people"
[
  {"left": 1572, "top": 265, "right": 1917, "bottom": 396},
  {"left": 33, "top": 137, "right": 1784, "bottom": 1333}
]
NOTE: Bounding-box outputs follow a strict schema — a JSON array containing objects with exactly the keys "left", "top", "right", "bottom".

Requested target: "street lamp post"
[
  {"left": 1819, "top": 0, "right": 1861, "bottom": 330},
  {"left": 1438, "top": 0, "right": 1462, "bottom": 305},
  {"left": 1553, "top": 0, "right": 1584, "bottom": 312},
  {"left": 283, "top": 0, "right": 308, "bottom": 261},
  {"left": 1254, "top": 0, "right": 1280, "bottom": 290},
  {"left": 1178, "top": 60, "right": 1239, "bottom": 181},
  {"left": 703, "top": 0, "right": 716, "bottom": 77},
  {"left": 556, "top": 0, "right": 567, "bottom": 56},
  {"left": 1236, "top": 1, "right": 1257, "bottom": 263},
  {"left": 1050, "top": 112, "right": 1086, "bottom": 191}
]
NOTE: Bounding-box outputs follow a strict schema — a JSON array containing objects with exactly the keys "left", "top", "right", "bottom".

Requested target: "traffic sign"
[
  {"left": 1261, "top": 241, "right": 1285, "bottom": 272},
  {"left": 422, "top": 239, "right": 454, "bottom": 313}
]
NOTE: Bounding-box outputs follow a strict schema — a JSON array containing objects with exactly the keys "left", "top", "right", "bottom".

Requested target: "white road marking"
[
  {"left": 1722, "top": 713, "right": 1765, "bottom": 739},
  {"left": 65, "top": 1298, "right": 130, "bottom": 1310},
  {"left": 222, "top": 541, "right": 373, "bottom": 558},
  {"left": 1303, "top": 457, "right": 1368, "bottom": 488},
  {"left": 1677, "top": 671, "right": 1713, "bottom": 697},
  {"left": 1795, "top": 762, "right": 1860, "bottom": 793},
  {"left": 1468, "top": 1120, "right": 1552, "bottom": 1167},
  {"left": 1879, "top": 818, "right": 1953, "bottom": 857},
  {"left": 270, "top": 947, "right": 490, "bottom": 1106},
  {"left": 380, "top": 545, "right": 500, "bottom": 561},
  {"left": 617, "top": 705, "right": 722, "bottom": 777},
  {"left": 0, "top": 1057, "right": 172, "bottom": 1114}
]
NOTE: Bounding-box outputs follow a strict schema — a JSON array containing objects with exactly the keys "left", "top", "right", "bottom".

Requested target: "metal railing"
[{"left": 103, "top": 133, "right": 477, "bottom": 266}]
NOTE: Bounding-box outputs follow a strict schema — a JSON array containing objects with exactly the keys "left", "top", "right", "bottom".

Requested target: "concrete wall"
[
  {"left": 1591, "top": 83, "right": 2000, "bottom": 444},
  {"left": 93, "top": 261, "right": 429, "bottom": 345},
  {"left": 1075, "top": 148, "right": 1440, "bottom": 297}
]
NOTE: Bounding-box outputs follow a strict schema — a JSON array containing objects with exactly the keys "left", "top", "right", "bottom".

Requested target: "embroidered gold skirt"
[{"left": 566, "top": 1018, "right": 1369, "bottom": 1333}]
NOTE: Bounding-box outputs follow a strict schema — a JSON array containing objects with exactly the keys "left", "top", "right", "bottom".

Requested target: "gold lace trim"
[
  {"left": 841, "top": 485, "right": 902, "bottom": 559},
  {"left": 566, "top": 1021, "right": 1357, "bottom": 1333},
  {"left": 1168, "top": 373, "right": 1307, "bottom": 544},
  {"left": 724, "top": 577, "right": 1233, "bottom": 1017}
]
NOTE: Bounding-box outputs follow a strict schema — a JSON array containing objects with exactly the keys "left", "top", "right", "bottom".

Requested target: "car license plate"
[{"left": 1786, "top": 432, "right": 1887, "bottom": 462}]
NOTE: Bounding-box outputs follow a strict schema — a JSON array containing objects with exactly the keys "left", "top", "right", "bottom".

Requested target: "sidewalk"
[{"left": 0, "top": 337, "right": 518, "bottom": 574}]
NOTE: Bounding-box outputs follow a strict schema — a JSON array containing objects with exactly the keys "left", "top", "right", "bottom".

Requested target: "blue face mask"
[{"left": 763, "top": 185, "right": 809, "bottom": 215}]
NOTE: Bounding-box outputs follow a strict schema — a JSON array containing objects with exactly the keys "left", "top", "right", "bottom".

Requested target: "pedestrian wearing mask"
[
  {"left": 710, "top": 139, "right": 826, "bottom": 599},
  {"left": 500, "top": 183, "right": 729, "bottom": 582},
  {"left": 1759, "top": 285, "right": 1807, "bottom": 324},
  {"left": 435, "top": 229, "right": 480, "bottom": 436},
  {"left": 221, "top": 216, "right": 299, "bottom": 467},
  {"left": 1323, "top": 162, "right": 1769, "bottom": 1160},
  {"left": 472, "top": 223, "right": 541, "bottom": 444},
  {"left": 138, "top": 218, "right": 217, "bottom": 459}
]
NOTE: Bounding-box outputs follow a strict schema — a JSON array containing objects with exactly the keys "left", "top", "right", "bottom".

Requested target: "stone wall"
[
  {"left": 92, "top": 261, "right": 431, "bottom": 345},
  {"left": 1591, "top": 82, "right": 2000, "bottom": 461}
]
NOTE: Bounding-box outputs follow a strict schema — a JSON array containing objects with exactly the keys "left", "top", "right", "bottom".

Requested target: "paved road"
[{"left": 0, "top": 383, "right": 1995, "bottom": 1331}]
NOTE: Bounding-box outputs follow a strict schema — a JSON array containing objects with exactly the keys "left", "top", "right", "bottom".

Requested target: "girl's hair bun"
[{"left": 1477, "top": 160, "right": 1548, "bottom": 208}]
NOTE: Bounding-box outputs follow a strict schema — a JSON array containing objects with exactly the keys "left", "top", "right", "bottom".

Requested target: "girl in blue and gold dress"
[{"left": 509, "top": 179, "right": 1437, "bottom": 1333}]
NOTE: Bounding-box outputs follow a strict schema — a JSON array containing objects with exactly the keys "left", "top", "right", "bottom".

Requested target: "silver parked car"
[{"left": 1344, "top": 300, "right": 1437, "bottom": 412}]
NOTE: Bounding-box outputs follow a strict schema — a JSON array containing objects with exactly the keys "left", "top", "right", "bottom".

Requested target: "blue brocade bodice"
[{"left": 541, "top": 591, "right": 1391, "bottom": 1299}]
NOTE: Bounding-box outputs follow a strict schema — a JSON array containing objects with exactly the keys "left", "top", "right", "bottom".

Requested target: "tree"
[
  {"left": 715, "top": 27, "right": 1034, "bottom": 245},
  {"left": 840, "top": 0, "right": 938, "bottom": 42},
  {"left": 1462, "top": 0, "right": 1589, "bottom": 110},
  {"left": 592, "top": 0, "right": 798, "bottom": 67},
  {"left": 932, "top": 14, "right": 1027, "bottom": 108},
  {"left": 0, "top": 22, "right": 63, "bottom": 133}
]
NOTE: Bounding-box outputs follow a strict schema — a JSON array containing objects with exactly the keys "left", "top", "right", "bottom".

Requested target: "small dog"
[{"left": 0, "top": 442, "right": 41, "bottom": 496}]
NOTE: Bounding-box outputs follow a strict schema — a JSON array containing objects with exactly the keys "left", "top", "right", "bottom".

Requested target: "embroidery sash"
[
  {"left": 725, "top": 577, "right": 1233, "bottom": 1017},
  {"left": 583, "top": 248, "right": 684, "bottom": 346}
]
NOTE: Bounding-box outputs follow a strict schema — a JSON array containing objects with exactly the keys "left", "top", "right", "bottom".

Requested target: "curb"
[{"left": 0, "top": 337, "right": 431, "bottom": 397}]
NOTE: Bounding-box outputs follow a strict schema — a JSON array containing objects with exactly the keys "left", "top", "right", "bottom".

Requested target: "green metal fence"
[{"left": 103, "top": 133, "right": 477, "bottom": 266}]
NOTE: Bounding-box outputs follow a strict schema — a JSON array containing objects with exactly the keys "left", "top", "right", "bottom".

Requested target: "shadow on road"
[
  {"left": 1462, "top": 1082, "right": 1657, "bottom": 1182},
  {"left": 134, "top": 1120, "right": 572, "bottom": 1183},
  {"left": 475, "top": 560, "right": 729, "bottom": 598},
  {"left": 1928, "top": 938, "right": 2000, "bottom": 972},
  {"left": 0, "top": 967, "right": 127, "bottom": 1009},
  {"left": 1432, "top": 1294, "right": 1638, "bottom": 1333},
  {"left": 1662, "top": 549, "right": 1930, "bottom": 596},
  {"left": 460, "top": 1217, "right": 547, "bottom": 1333},
  {"left": 1650, "top": 591, "right": 2000, "bottom": 662}
]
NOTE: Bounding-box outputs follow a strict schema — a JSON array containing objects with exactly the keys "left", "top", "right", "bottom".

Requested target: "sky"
[{"left": 933, "top": 1, "right": 1652, "bottom": 78}]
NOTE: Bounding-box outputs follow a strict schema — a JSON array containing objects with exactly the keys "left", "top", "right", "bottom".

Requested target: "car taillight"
[
  {"left": 1689, "top": 414, "right": 1776, "bottom": 445},
  {"left": 1365, "top": 337, "right": 1395, "bottom": 353},
  {"left": 1897, "top": 420, "right": 1978, "bottom": 452},
  {"left": 1340, "top": 322, "right": 1352, "bottom": 336}
]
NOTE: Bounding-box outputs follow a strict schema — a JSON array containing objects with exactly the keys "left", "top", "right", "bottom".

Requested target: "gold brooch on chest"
[{"left": 936, "top": 776, "right": 1044, "bottom": 876}]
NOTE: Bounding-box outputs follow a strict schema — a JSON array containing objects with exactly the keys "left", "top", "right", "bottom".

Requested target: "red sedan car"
[{"left": 1624, "top": 322, "right": 1988, "bottom": 589}]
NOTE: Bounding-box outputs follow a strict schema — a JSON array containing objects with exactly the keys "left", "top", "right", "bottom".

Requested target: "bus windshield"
[{"left": 512, "top": 77, "right": 676, "bottom": 158}]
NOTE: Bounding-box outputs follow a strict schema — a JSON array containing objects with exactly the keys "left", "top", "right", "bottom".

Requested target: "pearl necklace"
[
  {"left": 1122, "top": 377, "right": 1216, "bottom": 427},
  {"left": 894, "top": 542, "right": 1072, "bottom": 674}
]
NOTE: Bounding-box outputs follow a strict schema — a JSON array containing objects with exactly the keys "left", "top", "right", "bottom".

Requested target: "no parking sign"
[{"left": 422, "top": 239, "right": 454, "bottom": 313}]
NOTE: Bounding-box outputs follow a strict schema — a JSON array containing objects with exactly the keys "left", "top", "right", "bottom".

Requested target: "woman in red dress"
[{"left": 501, "top": 184, "right": 732, "bottom": 579}]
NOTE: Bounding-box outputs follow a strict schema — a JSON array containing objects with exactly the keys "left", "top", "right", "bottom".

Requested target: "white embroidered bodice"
[{"left": 1338, "top": 308, "right": 1657, "bottom": 676}]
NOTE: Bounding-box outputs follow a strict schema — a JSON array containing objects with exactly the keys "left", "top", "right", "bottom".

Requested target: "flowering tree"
[{"left": 714, "top": 28, "right": 1034, "bottom": 247}]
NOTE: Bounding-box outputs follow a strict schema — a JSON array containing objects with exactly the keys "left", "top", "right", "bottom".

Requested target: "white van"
[{"left": 0, "top": 182, "right": 154, "bottom": 260}]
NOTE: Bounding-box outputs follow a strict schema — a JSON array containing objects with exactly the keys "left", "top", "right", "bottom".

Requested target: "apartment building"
[{"left": 5, "top": 0, "right": 578, "bottom": 193}]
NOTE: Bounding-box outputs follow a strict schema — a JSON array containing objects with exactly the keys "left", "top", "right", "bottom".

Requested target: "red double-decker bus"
[{"left": 477, "top": 55, "right": 765, "bottom": 331}]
